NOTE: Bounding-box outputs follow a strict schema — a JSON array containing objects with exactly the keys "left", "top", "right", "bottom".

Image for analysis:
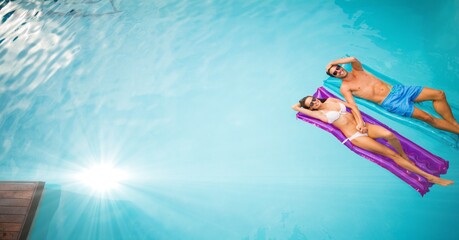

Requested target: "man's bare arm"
[
  {"left": 340, "top": 85, "right": 367, "bottom": 133},
  {"left": 326, "top": 56, "right": 363, "bottom": 72}
]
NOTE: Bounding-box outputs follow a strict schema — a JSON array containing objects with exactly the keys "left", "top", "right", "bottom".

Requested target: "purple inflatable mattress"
[{"left": 296, "top": 87, "right": 449, "bottom": 196}]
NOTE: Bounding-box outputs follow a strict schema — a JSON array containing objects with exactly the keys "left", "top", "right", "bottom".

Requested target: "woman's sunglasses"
[{"left": 307, "top": 97, "right": 317, "bottom": 109}]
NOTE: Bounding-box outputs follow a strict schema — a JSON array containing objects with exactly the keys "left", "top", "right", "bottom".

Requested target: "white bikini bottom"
[{"left": 342, "top": 132, "right": 368, "bottom": 144}]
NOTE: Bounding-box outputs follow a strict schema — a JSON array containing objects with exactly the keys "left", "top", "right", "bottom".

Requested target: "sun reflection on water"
[{"left": 75, "top": 163, "right": 129, "bottom": 194}]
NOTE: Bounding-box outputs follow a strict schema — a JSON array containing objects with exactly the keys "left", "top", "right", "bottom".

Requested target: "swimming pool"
[{"left": 1, "top": 0, "right": 458, "bottom": 239}]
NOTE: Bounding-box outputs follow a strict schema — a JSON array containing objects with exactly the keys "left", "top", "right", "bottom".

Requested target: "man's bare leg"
[
  {"left": 412, "top": 108, "right": 459, "bottom": 134},
  {"left": 414, "top": 88, "right": 459, "bottom": 127}
]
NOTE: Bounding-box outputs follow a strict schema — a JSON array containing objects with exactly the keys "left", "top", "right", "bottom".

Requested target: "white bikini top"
[{"left": 324, "top": 102, "right": 347, "bottom": 123}]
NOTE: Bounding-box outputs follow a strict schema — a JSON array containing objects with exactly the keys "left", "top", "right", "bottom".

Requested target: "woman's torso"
[{"left": 321, "top": 101, "right": 358, "bottom": 137}]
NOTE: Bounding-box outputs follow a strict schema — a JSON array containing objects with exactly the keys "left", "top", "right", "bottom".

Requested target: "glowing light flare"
[{"left": 77, "top": 164, "right": 129, "bottom": 192}]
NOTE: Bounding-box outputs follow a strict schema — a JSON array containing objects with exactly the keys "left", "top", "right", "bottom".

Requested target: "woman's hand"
[{"left": 356, "top": 123, "right": 368, "bottom": 133}]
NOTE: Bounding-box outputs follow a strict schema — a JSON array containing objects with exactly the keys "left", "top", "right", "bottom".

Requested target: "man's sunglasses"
[{"left": 332, "top": 65, "right": 342, "bottom": 76}]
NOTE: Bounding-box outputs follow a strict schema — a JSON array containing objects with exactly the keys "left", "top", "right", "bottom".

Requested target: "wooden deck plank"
[
  {"left": 0, "top": 191, "right": 34, "bottom": 199},
  {"left": 0, "top": 207, "right": 28, "bottom": 215},
  {"left": 0, "top": 184, "right": 36, "bottom": 191},
  {"left": 19, "top": 182, "right": 45, "bottom": 240},
  {"left": 0, "top": 215, "right": 25, "bottom": 223},
  {"left": 0, "top": 231, "right": 19, "bottom": 240},
  {"left": 0, "top": 199, "right": 31, "bottom": 207},
  {"left": 0, "top": 181, "right": 45, "bottom": 240},
  {"left": 0, "top": 223, "right": 22, "bottom": 231}
]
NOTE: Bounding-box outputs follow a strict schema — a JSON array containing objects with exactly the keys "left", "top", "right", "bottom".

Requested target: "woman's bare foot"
[{"left": 427, "top": 176, "right": 454, "bottom": 186}]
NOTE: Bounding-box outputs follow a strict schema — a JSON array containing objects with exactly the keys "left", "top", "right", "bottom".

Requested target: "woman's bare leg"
[
  {"left": 352, "top": 136, "right": 453, "bottom": 186},
  {"left": 366, "top": 124, "right": 411, "bottom": 163}
]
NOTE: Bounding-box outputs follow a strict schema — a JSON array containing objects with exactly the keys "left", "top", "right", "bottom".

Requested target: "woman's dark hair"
[{"left": 299, "top": 96, "right": 327, "bottom": 109}]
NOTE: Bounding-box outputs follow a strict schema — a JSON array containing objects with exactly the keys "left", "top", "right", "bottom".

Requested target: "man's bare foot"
[{"left": 427, "top": 176, "right": 454, "bottom": 186}]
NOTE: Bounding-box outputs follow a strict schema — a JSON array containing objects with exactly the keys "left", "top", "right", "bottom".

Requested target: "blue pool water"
[{"left": 1, "top": 1, "right": 459, "bottom": 239}]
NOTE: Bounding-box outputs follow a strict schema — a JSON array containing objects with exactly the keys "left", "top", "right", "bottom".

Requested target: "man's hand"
[{"left": 356, "top": 123, "right": 368, "bottom": 134}]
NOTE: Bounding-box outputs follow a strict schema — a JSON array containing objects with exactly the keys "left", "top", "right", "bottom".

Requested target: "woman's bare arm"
[{"left": 291, "top": 103, "right": 328, "bottom": 123}]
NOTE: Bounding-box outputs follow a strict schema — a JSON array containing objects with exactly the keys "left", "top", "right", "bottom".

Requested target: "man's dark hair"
[{"left": 326, "top": 64, "right": 339, "bottom": 77}]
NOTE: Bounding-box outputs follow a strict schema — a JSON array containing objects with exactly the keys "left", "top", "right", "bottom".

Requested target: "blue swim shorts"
[{"left": 380, "top": 84, "right": 423, "bottom": 117}]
